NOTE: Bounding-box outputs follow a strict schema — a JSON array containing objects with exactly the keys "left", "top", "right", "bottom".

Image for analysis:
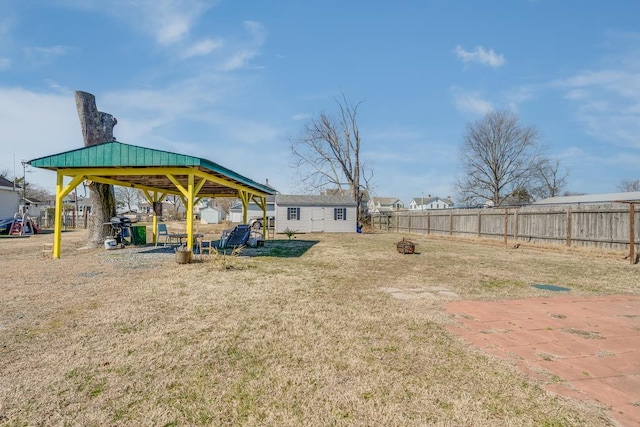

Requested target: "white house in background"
[
  {"left": 367, "top": 197, "right": 404, "bottom": 214},
  {"left": 409, "top": 195, "right": 454, "bottom": 210},
  {"left": 0, "top": 176, "right": 20, "bottom": 219},
  {"left": 229, "top": 194, "right": 276, "bottom": 223},
  {"left": 199, "top": 206, "right": 226, "bottom": 224},
  {"left": 275, "top": 194, "right": 357, "bottom": 233},
  {"left": 21, "top": 197, "right": 47, "bottom": 219}
]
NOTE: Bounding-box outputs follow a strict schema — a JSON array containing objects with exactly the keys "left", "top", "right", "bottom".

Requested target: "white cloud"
[
  {"left": 0, "top": 80, "right": 288, "bottom": 192},
  {"left": 61, "top": 0, "right": 213, "bottom": 46},
  {"left": 244, "top": 21, "right": 267, "bottom": 41},
  {"left": 451, "top": 87, "right": 494, "bottom": 115},
  {"left": 291, "top": 113, "right": 311, "bottom": 121},
  {"left": 454, "top": 45, "right": 505, "bottom": 68},
  {"left": 181, "top": 38, "right": 224, "bottom": 59},
  {"left": 0, "top": 87, "right": 81, "bottom": 190},
  {"left": 218, "top": 21, "right": 267, "bottom": 71},
  {"left": 125, "top": 0, "right": 212, "bottom": 46},
  {"left": 220, "top": 50, "right": 258, "bottom": 71},
  {"left": 554, "top": 66, "right": 640, "bottom": 149},
  {"left": 24, "top": 45, "right": 70, "bottom": 65},
  {"left": 0, "top": 58, "right": 10, "bottom": 70}
]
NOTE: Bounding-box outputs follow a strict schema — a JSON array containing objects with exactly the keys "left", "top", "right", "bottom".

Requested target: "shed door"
[{"left": 311, "top": 207, "right": 325, "bottom": 232}]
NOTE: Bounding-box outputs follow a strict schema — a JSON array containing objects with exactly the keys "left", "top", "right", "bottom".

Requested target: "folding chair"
[{"left": 156, "top": 223, "right": 171, "bottom": 246}]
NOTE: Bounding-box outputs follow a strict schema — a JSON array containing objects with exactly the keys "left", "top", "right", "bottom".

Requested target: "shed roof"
[
  {"left": 28, "top": 141, "right": 275, "bottom": 197},
  {"left": 276, "top": 194, "right": 356, "bottom": 206}
]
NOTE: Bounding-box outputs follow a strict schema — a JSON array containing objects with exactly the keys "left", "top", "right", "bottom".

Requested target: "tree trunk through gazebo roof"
[{"left": 75, "top": 91, "right": 118, "bottom": 248}]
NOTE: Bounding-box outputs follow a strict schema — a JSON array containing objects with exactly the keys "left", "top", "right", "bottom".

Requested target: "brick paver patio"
[{"left": 446, "top": 295, "right": 640, "bottom": 426}]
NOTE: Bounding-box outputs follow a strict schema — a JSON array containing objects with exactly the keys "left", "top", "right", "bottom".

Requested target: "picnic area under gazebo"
[{"left": 28, "top": 141, "right": 276, "bottom": 258}]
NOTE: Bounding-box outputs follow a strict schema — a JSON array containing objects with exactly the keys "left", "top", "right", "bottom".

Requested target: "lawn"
[{"left": 1, "top": 226, "right": 635, "bottom": 426}]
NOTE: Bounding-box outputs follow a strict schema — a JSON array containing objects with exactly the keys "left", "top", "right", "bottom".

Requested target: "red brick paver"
[{"left": 445, "top": 295, "right": 640, "bottom": 426}]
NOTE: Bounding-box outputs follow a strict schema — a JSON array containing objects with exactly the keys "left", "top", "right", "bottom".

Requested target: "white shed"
[
  {"left": 229, "top": 195, "right": 276, "bottom": 223},
  {"left": 275, "top": 195, "right": 357, "bottom": 233},
  {"left": 200, "top": 206, "right": 226, "bottom": 224}
]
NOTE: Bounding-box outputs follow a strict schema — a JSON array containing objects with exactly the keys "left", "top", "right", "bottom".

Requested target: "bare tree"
[
  {"left": 75, "top": 91, "right": 118, "bottom": 247},
  {"left": 290, "top": 93, "right": 373, "bottom": 222},
  {"left": 531, "top": 158, "right": 568, "bottom": 200},
  {"left": 618, "top": 179, "right": 640, "bottom": 192},
  {"left": 210, "top": 197, "right": 237, "bottom": 215},
  {"left": 456, "top": 110, "right": 543, "bottom": 206},
  {"left": 24, "top": 183, "right": 52, "bottom": 202},
  {"left": 164, "top": 195, "right": 184, "bottom": 220},
  {"left": 115, "top": 186, "right": 142, "bottom": 213}
]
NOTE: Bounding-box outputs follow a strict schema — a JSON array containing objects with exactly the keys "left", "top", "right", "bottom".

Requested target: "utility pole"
[{"left": 21, "top": 160, "right": 27, "bottom": 214}]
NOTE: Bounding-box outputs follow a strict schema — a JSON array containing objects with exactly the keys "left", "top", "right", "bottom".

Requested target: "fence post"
[
  {"left": 427, "top": 212, "right": 430, "bottom": 235},
  {"left": 630, "top": 203, "right": 635, "bottom": 265},
  {"left": 408, "top": 213, "right": 412, "bottom": 234},
  {"left": 449, "top": 211, "right": 453, "bottom": 236},
  {"left": 477, "top": 210, "right": 482, "bottom": 238},
  {"left": 504, "top": 209, "right": 508, "bottom": 247},
  {"left": 566, "top": 207, "right": 572, "bottom": 247},
  {"left": 514, "top": 210, "right": 519, "bottom": 241}
]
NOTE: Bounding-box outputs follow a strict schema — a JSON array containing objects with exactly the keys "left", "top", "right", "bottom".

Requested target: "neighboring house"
[
  {"left": 22, "top": 197, "right": 47, "bottom": 218},
  {"left": 229, "top": 195, "right": 276, "bottom": 223},
  {"left": 200, "top": 206, "right": 226, "bottom": 224},
  {"left": 275, "top": 194, "right": 357, "bottom": 233},
  {"left": 367, "top": 197, "right": 404, "bottom": 214},
  {"left": 408, "top": 195, "right": 454, "bottom": 210},
  {"left": 138, "top": 198, "right": 186, "bottom": 218},
  {"left": 532, "top": 192, "right": 640, "bottom": 207},
  {"left": 0, "top": 176, "right": 20, "bottom": 219}
]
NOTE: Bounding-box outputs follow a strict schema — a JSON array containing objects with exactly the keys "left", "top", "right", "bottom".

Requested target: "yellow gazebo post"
[
  {"left": 142, "top": 190, "right": 167, "bottom": 245},
  {"left": 238, "top": 190, "right": 252, "bottom": 224},
  {"left": 52, "top": 172, "right": 85, "bottom": 259},
  {"left": 252, "top": 194, "right": 268, "bottom": 240},
  {"left": 166, "top": 171, "right": 205, "bottom": 251}
]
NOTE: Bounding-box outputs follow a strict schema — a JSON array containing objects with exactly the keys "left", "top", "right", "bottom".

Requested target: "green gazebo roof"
[{"left": 28, "top": 141, "right": 275, "bottom": 197}]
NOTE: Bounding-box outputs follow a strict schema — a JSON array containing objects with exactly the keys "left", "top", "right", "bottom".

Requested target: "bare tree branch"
[
  {"left": 531, "top": 158, "right": 569, "bottom": 199},
  {"left": 290, "top": 93, "right": 373, "bottom": 222},
  {"left": 617, "top": 179, "right": 640, "bottom": 192},
  {"left": 115, "top": 186, "right": 142, "bottom": 213},
  {"left": 456, "top": 110, "right": 543, "bottom": 206}
]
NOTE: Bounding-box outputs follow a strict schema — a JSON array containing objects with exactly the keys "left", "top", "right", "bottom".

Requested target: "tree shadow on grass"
[{"left": 242, "top": 239, "right": 319, "bottom": 258}]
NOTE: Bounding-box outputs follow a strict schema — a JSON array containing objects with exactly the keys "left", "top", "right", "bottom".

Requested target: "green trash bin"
[{"left": 130, "top": 225, "right": 147, "bottom": 245}]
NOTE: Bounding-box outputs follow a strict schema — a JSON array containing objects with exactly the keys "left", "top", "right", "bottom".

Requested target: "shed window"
[
  {"left": 287, "top": 207, "right": 300, "bottom": 220},
  {"left": 334, "top": 208, "right": 347, "bottom": 221}
]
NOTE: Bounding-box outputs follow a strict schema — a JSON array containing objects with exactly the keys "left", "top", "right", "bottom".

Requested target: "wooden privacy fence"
[{"left": 371, "top": 205, "right": 639, "bottom": 256}]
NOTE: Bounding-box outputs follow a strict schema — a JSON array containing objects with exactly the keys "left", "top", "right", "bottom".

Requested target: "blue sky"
[{"left": 1, "top": 0, "right": 639, "bottom": 204}]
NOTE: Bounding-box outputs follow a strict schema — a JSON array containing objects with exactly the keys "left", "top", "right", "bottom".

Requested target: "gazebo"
[{"left": 28, "top": 141, "right": 276, "bottom": 258}]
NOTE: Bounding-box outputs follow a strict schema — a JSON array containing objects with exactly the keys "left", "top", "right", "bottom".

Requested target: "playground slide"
[
  {"left": 0, "top": 215, "right": 41, "bottom": 235},
  {"left": 0, "top": 218, "right": 13, "bottom": 234}
]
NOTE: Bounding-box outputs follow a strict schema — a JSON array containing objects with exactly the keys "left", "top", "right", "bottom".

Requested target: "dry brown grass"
[{"left": 1, "top": 225, "right": 635, "bottom": 426}]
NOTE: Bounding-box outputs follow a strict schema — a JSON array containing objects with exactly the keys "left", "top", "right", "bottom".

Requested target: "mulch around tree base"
[{"left": 445, "top": 295, "right": 640, "bottom": 427}]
